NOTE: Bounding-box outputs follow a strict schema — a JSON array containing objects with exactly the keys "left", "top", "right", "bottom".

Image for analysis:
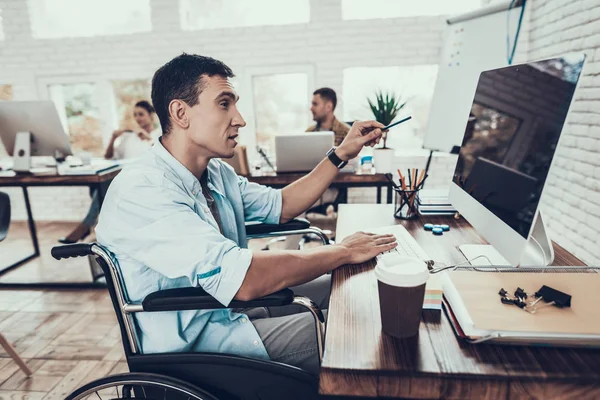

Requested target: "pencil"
[
  {"left": 416, "top": 169, "right": 426, "bottom": 188},
  {"left": 414, "top": 169, "right": 419, "bottom": 190},
  {"left": 417, "top": 174, "right": 429, "bottom": 190},
  {"left": 397, "top": 169, "right": 406, "bottom": 190},
  {"left": 407, "top": 169, "right": 412, "bottom": 191}
]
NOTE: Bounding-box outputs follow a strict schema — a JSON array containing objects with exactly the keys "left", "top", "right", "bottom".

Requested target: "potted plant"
[{"left": 367, "top": 91, "right": 407, "bottom": 173}]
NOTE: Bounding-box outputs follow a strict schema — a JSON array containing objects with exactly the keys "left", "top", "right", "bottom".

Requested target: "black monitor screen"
[{"left": 453, "top": 55, "right": 585, "bottom": 238}]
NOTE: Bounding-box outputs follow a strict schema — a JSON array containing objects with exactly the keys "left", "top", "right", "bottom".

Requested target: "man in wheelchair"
[{"left": 94, "top": 53, "right": 398, "bottom": 377}]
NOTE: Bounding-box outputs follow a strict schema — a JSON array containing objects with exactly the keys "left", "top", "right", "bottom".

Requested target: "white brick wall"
[
  {"left": 0, "top": 0, "right": 450, "bottom": 221},
  {"left": 482, "top": 0, "right": 600, "bottom": 265},
  {"left": 2, "top": 0, "right": 600, "bottom": 265}
]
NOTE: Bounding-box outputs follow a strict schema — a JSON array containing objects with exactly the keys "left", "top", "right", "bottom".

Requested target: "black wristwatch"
[{"left": 326, "top": 147, "right": 348, "bottom": 169}]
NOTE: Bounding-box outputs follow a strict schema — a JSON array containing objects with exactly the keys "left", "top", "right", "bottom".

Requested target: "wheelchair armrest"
[
  {"left": 142, "top": 287, "right": 294, "bottom": 312},
  {"left": 245, "top": 218, "right": 310, "bottom": 236},
  {"left": 51, "top": 243, "right": 95, "bottom": 259}
]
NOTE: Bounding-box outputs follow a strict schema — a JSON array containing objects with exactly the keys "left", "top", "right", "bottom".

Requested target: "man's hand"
[
  {"left": 338, "top": 232, "right": 397, "bottom": 265},
  {"left": 336, "top": 120, "right": 385, "bottom": 161}
]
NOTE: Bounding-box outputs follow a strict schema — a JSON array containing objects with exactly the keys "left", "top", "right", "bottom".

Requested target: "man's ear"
[{"left": 169, "top": 100, "right": 190, "bottom": 129}]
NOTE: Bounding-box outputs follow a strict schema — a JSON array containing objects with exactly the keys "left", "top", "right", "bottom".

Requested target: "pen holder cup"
[{"left": 393, "top": 189, "right": 419, "bottom": 220}]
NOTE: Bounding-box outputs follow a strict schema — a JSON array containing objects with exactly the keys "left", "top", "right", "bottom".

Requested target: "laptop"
[{"left": 275, "top": 131, "right": 334, "bottom": 173}]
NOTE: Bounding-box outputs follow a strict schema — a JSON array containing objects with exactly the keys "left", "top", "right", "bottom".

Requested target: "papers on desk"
[
  {"left": 442, "top": 270, "right": 600, "bottom": 347},
  {"left": 58, "top": 160, "right": 120, "bottom": 175},
  {"left": 0, "top": 169, "right": 16, "bottom": 177},
  {"left": 417, "top": 188, "right": 456, "bottom": 215}
]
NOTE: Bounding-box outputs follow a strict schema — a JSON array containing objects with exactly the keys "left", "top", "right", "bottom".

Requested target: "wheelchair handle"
[{"left": 51, "top": 243, "right": 95, "bottom": 260}]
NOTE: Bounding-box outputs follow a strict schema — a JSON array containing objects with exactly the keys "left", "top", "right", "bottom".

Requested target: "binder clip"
[
  {"left": 533, "top": 285, "right": 572, "bottom": 308},
  {"left": 498, "top": 288, "right": 526, "bottom": 309},
  {"left": 499, "top": 285, "right": 572, "bottom": 313}
]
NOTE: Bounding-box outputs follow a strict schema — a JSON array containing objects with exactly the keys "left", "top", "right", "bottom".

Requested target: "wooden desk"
[
  {"left": 0, "top": 168, "right": 120, "bottom": 279},
  {"left": 320, "top": 204, "right": 600, "bottom": 399},
  {"left": 248, "top": 172, "right": 394, "bottom": 204}
]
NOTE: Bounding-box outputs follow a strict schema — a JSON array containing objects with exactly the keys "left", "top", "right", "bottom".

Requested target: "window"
[
  {"left": 343, "top": 65, "right": 439, "bottom": 150},
  {"left": 252, "top": 73, "right": 310, "bottom": 159},
  {"left": 0, "top": 84, "right": 12, "bottom": 101},
  {"left": 180, "top": 0, "right": 310, "bottom": 30},
  {"left": 28, "top": 0, "right": 151, "bottom": 39},
  {"left": 111, "top": 79, "right": 153, "bottom": 131},
  {"left": 0, "top": 84, "right": 12, "bottom": 157},
  {"left": 0, "top": 8, "right": 4, "bottom": 41},
  {"left": 48, "top": 83, "right": 103, "bottom": 156},
  {"left": 342, "top": 0, "right": 481, "bottom": 19}
]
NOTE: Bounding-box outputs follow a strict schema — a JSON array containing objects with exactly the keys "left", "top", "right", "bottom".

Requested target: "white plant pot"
[{"left": 373, "top": 148, "right": 394, "bottom": 173}]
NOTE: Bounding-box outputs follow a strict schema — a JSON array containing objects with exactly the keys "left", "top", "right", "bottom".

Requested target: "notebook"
[
  {"left": 58, "top": 160, "right": 120, "bottom": 176},
  {"left": 441, "top": 269, "right": 600, "bottom": 346},
  {"left": 423, "top": 272, "right": 443, "bottom": 311}
]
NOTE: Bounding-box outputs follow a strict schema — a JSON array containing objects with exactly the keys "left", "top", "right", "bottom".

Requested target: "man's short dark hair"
[
  {"left": 313, "top": 87, "right": 337, "bottom": 110},
  {"left": 151, "top": 53, "right": 234, "bottom": 134}
]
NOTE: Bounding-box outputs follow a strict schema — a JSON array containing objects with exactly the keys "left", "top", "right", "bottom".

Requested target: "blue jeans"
[{"left": 82, "top": 189, "right": 101, "bottom": 227}]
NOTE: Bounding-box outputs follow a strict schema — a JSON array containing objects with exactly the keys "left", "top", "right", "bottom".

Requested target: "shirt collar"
[
  {"left": 317, "top": 116, "right": 340, "bottom": 131},
  {"left": 152, "top": 139, "right": 201, "bottom": 194}
]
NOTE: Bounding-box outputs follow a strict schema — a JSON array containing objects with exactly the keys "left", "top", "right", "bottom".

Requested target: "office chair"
[
  {"left": 54, "top": 219, "right": 327, "bottom": 400},
  {"left": 0, "top": 192, "right": 9, "bottom": 242},
  {"left": 0, "top": 191, "right": 33, "bottom": 377},
  {"left": 247, "top": 217, "right": 331, "bottom": 251}
]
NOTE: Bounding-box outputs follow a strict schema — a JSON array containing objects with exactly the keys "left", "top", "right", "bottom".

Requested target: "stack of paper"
[
  {"left": 442, "top": 270, "right": 600, "bottom": 346},
  {"left": 58, "top": 160, "right": 120, "bottom": 176},
  {"left": 417, "top": 188, "right": 456, "bottom": 215}
]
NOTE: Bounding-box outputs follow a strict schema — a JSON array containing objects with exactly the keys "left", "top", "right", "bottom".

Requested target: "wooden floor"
[
  {"left": 0, "top": 221, "right": 324, "bottom": 399},
  {"left": 1, "top": 222, "right": 95, "bottom": 284}
]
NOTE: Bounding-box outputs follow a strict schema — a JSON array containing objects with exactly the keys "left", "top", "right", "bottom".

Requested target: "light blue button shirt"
[{"left": 95, "top": 140, "right": 282, "bottom": 359}]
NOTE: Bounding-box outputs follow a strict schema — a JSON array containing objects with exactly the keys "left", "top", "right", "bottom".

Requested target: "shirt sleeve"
[
  {"left": 107, "top": 182, "right": 252, "bottom": 307},
  {"left": 238, "top": 176, "right": 282, "bottom": 224}
]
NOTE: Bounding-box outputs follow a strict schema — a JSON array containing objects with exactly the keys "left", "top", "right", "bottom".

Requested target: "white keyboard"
[{"left": 370, "top": 225, "right": 431, "bottom": 267}]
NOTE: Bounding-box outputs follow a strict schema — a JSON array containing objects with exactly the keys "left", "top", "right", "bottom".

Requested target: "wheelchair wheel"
[{"left": 65, "top": 372, "right": 219, "bottom": 400}]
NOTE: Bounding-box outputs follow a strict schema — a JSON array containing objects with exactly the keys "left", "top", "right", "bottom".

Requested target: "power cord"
[{"left": 506, "top": 0, "right": 527, "bottom": 65}]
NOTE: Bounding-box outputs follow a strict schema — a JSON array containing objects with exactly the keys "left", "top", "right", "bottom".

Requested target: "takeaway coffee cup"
[{"left": 375, "top": 256, "right": 429, "bottom": 338}]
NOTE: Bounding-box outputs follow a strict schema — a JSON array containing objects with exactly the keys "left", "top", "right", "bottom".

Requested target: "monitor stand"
[
  {"left": 12, "top": 131, "right": 32, "bottom": 173},
  {"left": 458, "top": 211, "right": 555, "bottom": 267}
]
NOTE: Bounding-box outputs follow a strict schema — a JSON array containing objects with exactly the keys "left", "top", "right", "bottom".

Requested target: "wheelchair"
[{"left": 52, "top": 218, "right": 329, "bottom": 400}]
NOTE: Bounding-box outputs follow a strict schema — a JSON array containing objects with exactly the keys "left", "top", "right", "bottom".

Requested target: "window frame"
[{"left": 238, "top": 64, "right": 315, "bottom": 162}]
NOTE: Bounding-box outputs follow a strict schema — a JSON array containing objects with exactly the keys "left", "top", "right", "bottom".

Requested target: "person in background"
[
  {"left": 58, "top": 100, "right": 162, "bottom": 243},
  {"left": 105, "top": 100, "right": 162, "bottom": 159},
  {"left": 306, "top": 88, "right": 351, "bottom": 146},
  {"left": 305, "top": 88, "right": 351, "bottom": 216}
]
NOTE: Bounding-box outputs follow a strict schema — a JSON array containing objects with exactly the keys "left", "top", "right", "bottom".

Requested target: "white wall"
[
  {"left": 526, "top": 0, "right": 600, "bottom": 265},
  {"left": 2, "top": 0, "right": 600, "bottom": 265},
  {"left": 0, "top": 0, "right": 452, "bottom": 222},
  {"left": 482, "top": 0, "right": 600, "bottom": 264}
]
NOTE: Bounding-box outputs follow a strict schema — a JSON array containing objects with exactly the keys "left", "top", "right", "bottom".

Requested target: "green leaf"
[{"left": 366, "top": 90, "right": 409, "bottom": 148}]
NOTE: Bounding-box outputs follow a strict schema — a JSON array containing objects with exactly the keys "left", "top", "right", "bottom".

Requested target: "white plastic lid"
[{"left": 375, "top": 256, "right": 429, "bottom": 287}]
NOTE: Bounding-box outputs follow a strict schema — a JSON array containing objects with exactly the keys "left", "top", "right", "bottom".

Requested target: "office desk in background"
[
  {"left": 320, "top": 204, "right": 600, "bottom": 399},
  {"left": 248, "top": 171, "right": 394, "bottom": 204},
  {"left": 0, "top": 168, "right": 121, "bottom": 279}
]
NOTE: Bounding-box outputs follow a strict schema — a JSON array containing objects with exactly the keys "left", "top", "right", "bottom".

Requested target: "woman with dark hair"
[
  {"left": 59, "top": 100, "right": 162, "bottom": 243},
  {"left": 104, "top": 100, "right": 161, "bottom": 159}
]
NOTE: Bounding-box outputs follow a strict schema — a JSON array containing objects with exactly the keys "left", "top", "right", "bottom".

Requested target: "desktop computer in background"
[
  {"left": 0, "top": 101, "right": 72, "bottom": 172},
  {"left": 450, "top": 54, "right": 586, "bottom": 267}
]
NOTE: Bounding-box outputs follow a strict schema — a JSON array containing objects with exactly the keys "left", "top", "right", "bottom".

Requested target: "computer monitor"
[
  {"left": 275, "top": 131, "right": 334, "bottom": 172},
  {"left": 449, "top": 54, "right": 586, "bottom": 267},
  {"left": 0, "top": 101, "right": 72, "bottom": 160}
]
